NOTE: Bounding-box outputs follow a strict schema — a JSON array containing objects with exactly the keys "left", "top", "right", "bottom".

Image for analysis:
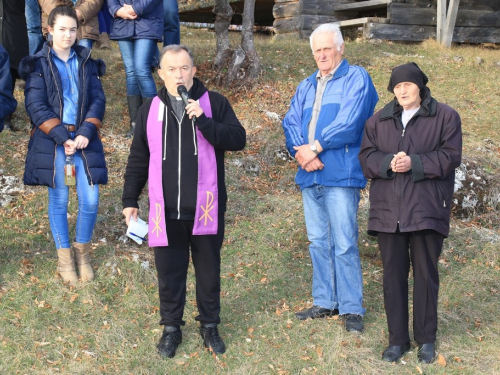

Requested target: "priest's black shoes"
[
  {"left": 382, "top": 342, "right": 411, "bottom": 362},
  {"left": 157, "top": 326, "right": 182, "bottom": 358},
  {"left": 295, "top": 305, "right": 339, "bottom": 320},
  {"left": 418, "top": 343, "right": 436, "bottom": 364}
]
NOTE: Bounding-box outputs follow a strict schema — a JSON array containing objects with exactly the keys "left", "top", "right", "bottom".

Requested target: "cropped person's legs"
[
  {"left": 190, "top": 215, "right": 225, "bottom": 325},
  {"left": 324, "top": 186, "right": 364, "bottom": 316},
  {"left": 118, "top": 39, "right": 141, "bottom": 96},
  {"left": 48, "top": 146, "right": 71, "bottom": 250},
  {"left": 78, "top": 39, "right": 95, "bottom": 50},
  {"left": 48, "top": 146, "right": 77, "bottom": 285},
  {"left": 163, "top": 0, "right": 180, "bottom": 47},
  {"left": 25, "top": 0, "right": 44, "bottom": 55},
  {"left": 154, "top": 220, "right": 192, "bottom": 328},
  {"left": 133, "top": 38, "right": 158, "bottom": 99},
  {"left": 118, "top": 39, "right": 143, "bottom": 137},
  {"left": 73, "top": 152, "right": 99, "bottom": 281},
  {"left": 378, "top": 231, "right": 411, "bottom": 345},
  {"left": 409, "top": 230, "right": 444, "bottom": 345},
  {"left": 302, "top": 185, "right": 337, "bottom": 310}
]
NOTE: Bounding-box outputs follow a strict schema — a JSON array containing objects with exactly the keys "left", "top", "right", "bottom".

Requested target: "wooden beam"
[
  {"left": 437, "top": 0, "right": 446, "bottom": 42},
  {"left": 338, "top": 17, "right": 388, "bottom": 28},
  {"left": 443, "top": 0, "right": 460, "bottom": 47},
  {"left": 364, "top": 23, "right": 500, "bottom": 43},
  {"left": 333, "top": 0, "right": 392, "bottom": 12},
  {"left": 388, "top": 5, "right": 500, "bottom": 27}
]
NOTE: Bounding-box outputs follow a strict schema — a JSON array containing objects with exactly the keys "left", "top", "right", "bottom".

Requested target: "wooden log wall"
[
  {"left": 273, "top": 0, "right": 300, "bottom": 36},
  {"left": 364, "top": 0, "right": 500, "bottom": 42}
]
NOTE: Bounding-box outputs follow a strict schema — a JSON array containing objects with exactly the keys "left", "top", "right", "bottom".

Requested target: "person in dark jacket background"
[
  {"left": 358, "top": 62, "right": 462, "bottom": 364},
  {"left": 0, "top": 0, "right": 29, "bottom": 131},
  {"left": 20, "top": 6, "right": 107, "bottom": 287},
  {"left": 108, "top": 0, "right": 163, "bottom": 138},
  {"left": 0, "top": 44, "right": 17, "bottom": 132},
  {"left": 122, "top": 45, "right": 245, "bottom": 358}
]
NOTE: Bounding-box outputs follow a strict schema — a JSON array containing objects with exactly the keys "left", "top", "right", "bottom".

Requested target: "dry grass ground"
[{"left": 0, "top": 28, "right": 499, "bottom": 374}]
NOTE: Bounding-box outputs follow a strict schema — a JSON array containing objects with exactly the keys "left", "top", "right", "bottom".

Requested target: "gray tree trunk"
[
  {"left": 213, "top": 0, "right": 232, "bottom": 69},
  {"left": 213, "top": 0, "right": 260, "bottom": 86}
]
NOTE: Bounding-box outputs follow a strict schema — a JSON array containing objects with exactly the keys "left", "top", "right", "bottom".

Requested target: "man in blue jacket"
[
  {"left": 0, "top": 44, "right": 17, "bottom": 133},
  {"left": 282, "top": 23, "right": 378, "bottom": 332}
]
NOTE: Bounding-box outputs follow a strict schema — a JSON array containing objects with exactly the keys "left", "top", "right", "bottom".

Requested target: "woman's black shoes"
[
  {"left": 382, "top": 342, "right": 411, "bottom": 362},
  {"left": 382, "top": 342, "right": 436, "bottom": 363},
  {"left": 418, "top": 343, "right": 436, "bottom": 363}
]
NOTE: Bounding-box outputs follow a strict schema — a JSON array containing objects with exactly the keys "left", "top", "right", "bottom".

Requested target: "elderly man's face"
[
  {"left": 158, "top": 50, "right": 197, "bottom": 96},
  {"left": 312, "top": 32, "right": 344, "bottom": 76},
  {"left": 393, "top": 82, "right": 421, "bottom": 110}
]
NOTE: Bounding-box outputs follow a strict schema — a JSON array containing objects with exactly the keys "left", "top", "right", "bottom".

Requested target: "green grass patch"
[{"left": 1, "top": 27, "right": 499, "bottom": 374}]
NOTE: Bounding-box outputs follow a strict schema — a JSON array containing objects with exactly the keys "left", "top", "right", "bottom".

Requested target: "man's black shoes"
[
  {"left": 157, "top": 326, "right": 182, "bottom": 358},
  {"left": 418, "top": 342, "right": 436, "bottom": 364},
  {"left": 344, "top": 314, "right": 364, "bottom": 332},
  {"left": 199, "top": 323, "right": 226, "bottom": 354},
  {"left": 295, "top": 305, "right": 339, "bottom": 320},
  {"left": 382, "top": 342, "right": 411, "bottom": 362}
]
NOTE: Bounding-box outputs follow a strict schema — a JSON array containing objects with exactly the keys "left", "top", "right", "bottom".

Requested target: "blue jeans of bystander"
[
  {"left": 48, "top": 145, "right": 99, "bottom": 249},
  {"left": 163, "top": 0, "right": 180, "bottom": 46},
  {"left": 25, "top": 0, "right": 44, "bottom": 55},
  {"left": 78, "top": 39, "right": 95, "bottom": 50},
  {"left": 117, "top": 38, "right": 158, "bottom": 98},
  {"left": 302, "top": 185, "right": 365, "bottom": 316}
]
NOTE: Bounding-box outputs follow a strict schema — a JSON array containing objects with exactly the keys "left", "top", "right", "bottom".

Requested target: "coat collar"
[
  {"left": 379, "top": 87, "right": 438, "bottom": 121},
  {"left": 40, "top": 42, "right": 91, "bottom": 61},
  {"left": 307, "top": 59, "right": 349, "bottom": 86}
]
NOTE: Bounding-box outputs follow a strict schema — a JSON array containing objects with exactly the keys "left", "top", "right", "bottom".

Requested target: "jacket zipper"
[
  {"left": 163, "top": 105, "right": 167, "bottom": 160},
  {"left": 436, "top": 181, "right": 446, "bottom": 207},
  {"left": 79, "top": 51, "right": 94, "bottom": 187},
  {"left": 48, "top": 50, "right": 64, "bottom": 188}
]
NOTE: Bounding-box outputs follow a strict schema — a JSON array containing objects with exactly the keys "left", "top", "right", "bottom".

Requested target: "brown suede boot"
[
  {"left": 73, "top": 242, "right": 94, "bottom": 282},
  {"left": 57, "top": 248, "right": 78, "bottom": 286},
  {"left": 98, "top": 32, "right": 111, "bottom": 49}
]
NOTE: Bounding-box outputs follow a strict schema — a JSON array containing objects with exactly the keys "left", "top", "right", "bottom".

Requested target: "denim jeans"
[
  {"left": 302, "top": 185, "right": 365, "bottom": 316},
  {"left": 117, "top": 38, "right": 158, "bottom": 98},
  {"left": 48, "top": 145, "right": 99, "bottom": 249},
  {"left": 163, "top": 0, "right": 180, "bottom": 46},
  {"left": 78, "top": 39, "right": 94, "bottom": 50},
  {"left": 25, "top": 0, "right": 44, "bottom": 55}
]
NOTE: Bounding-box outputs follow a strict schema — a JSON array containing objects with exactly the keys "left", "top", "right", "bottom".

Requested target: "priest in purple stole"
[{"left": 122, "top": 44, "right": 246, "bottom": 359}]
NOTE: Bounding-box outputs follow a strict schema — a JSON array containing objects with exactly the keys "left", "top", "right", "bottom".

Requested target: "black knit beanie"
[{"left": 387, "top": 62, "right": 428, "bottom": 93}]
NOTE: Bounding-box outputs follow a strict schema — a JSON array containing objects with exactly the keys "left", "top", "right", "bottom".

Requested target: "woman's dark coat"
[
  {"left": 0, "top": 0, "right": 29, "bottom": 71},
  {"left": 358, "top": 88, "right": 462, "bottom": 237},
  {"left": 19, "top": 42, "right": 107, "bottom": 187},
  {"left": 107, "top": 0, "right": 163, "bottom": 41}
]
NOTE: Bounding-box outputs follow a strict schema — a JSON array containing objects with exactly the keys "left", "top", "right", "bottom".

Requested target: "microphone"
[{"left": 177, "top": 85, "right": 196, "bottom": 121}]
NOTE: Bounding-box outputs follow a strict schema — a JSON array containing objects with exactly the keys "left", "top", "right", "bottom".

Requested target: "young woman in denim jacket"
[{"left": 20, "top": 6, "right": 107, "bottom": 286}]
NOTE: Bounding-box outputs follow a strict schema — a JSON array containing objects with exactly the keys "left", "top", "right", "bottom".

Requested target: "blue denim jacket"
[{"left": 51, "top": 48, "right": 79, "bottom": 126}]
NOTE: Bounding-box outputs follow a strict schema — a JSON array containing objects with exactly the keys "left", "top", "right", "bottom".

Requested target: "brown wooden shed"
[{"left": 179, "top": 0, "right": 500, "bottom": 43}]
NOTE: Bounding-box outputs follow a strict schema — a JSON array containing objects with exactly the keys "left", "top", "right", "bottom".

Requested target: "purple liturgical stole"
[{"left": 146, "top": 91, "right": 218, "bottom": 247}]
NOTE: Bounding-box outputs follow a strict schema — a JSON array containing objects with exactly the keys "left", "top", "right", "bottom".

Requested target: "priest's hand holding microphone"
[{"left": 177, "top": 85, "right": 204, "bottom": 120}]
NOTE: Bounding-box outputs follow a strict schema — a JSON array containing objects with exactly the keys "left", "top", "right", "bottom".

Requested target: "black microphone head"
[{"left": 177, "top": 85, "right": 188, "bottom": 96}]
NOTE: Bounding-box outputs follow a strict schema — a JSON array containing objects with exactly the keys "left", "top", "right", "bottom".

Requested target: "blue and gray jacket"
[{"left": 282, "top": 59, "right": 379, "bottom": 190}]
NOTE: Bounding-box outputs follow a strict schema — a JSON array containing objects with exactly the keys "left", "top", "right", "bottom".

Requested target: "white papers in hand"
[{"left": 126, "top": 217, "right": 148, "bottom": 245}]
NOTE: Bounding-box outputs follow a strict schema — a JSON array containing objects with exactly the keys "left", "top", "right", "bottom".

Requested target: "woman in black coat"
[
  {"left": 0, "top": 0, "right": 29, "bottom": 130},
  {"left": 359, "top": 63, "right": 462, "bottom": 364}
]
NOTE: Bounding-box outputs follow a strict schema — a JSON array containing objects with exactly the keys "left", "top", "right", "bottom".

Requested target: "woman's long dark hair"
[{"left": 48, "top": 5, "right": 79, "bottom": 29}]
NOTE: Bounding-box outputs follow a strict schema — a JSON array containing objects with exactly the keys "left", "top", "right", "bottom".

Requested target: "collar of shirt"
[
  {"left": 316, "top": 59, "right": 343, "bottom": 82},
  {"left": 51, "top": 48, "right": 79, "bottom": 126}
]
